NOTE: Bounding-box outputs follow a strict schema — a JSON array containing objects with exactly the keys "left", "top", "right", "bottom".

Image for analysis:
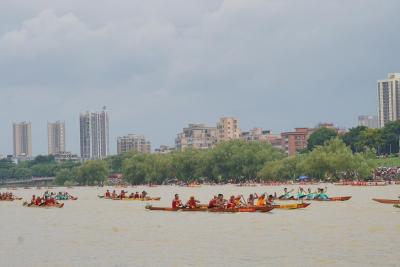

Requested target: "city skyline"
[{"left": 1, "top": 1, "right": 400, "bottom": 155}]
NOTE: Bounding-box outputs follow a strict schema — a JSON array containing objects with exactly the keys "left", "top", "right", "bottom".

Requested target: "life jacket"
[{"left": 256, "top": 197, "right": 266, "bottom": 206}]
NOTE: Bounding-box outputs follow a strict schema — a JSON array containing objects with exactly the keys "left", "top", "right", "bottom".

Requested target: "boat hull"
[{"left": 372, "top": 198, "right": 400, "bottom": 204}]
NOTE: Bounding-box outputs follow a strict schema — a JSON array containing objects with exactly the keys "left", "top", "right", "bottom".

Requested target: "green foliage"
[
  {"left": 307, "top": 128, "right": 337, "bottom": 151},
  {"left": 75, "top": 160, "right": 109, "bottom": 185},
  {"left": 55, "top": 169, "right": 77, "bottom": 185},
  {"left": 259, "top": 138, "right": 376, "bottom": 181},
  {"left": 121, "top": 140, "right": 284, "bottom": 184}
]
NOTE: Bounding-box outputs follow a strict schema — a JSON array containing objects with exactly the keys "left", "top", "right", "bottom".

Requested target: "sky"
[{"left": 0, "top": 0, "right": 399, "bottom": 156}]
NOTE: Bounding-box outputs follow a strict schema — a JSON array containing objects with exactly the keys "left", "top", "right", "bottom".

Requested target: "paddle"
[{"left": 278, "top": 189, "right": 294, "bottom": 199}]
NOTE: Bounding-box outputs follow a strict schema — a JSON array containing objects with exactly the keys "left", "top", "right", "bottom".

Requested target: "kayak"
[
  {"left": 23, "top": 202, "right": 64, "bottom": 208},
  {"left": 273, "top": 203, "right": 310, "bottom": 209},
  {"left": 372, "top": 198, "right": 400, "bottom": 204}
]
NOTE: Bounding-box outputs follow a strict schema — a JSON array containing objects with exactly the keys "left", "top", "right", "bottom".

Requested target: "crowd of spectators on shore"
[{"left": 374, "top": 167, "right": 400, "bottom": 180}]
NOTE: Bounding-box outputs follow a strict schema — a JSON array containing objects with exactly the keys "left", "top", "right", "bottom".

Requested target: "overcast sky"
[{"left": 0, "top": 0, "right": 399, "bottom": 156}]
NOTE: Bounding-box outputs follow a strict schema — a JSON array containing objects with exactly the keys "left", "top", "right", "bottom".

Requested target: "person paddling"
[
  {"left": 172, "top": 194, "right": 183, "bottom": 208},
  {"left": 256, "top": 193, "right": 267, "bottom": 206},
  {"left": 247, "top": 194, "right": 256, "bottom": 206},
  {"left": 105, "top": 190, "right": 111, "bottom": 198},
  {"left": 227, "top": 196, "right": 236, "bottom": 208},
  {"left": 215, "top": 194, "right": 226, "bottom": 208},
  {"left": 208, "top": 196, "right": 218, "bottom": 208},
  {"left": 186, "top": 196, "right": 200, "bottom": 209},
  {"left": 279, "top": 188, "right": 294, "bottom": 199}
]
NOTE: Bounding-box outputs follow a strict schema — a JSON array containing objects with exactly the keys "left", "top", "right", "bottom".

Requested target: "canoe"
[
  {"left": 273, "top": 203, "right": 310, "bottom": 209},
  {"left": 0, "top": 197, "right": 22, "bottom": 201},
  {"left": 56, "top": 197, "right": 78, "bottom": 201},
  {"left": 276, "top": 196, "right": 351, "bottom": 201},
  {"left": 145, "top": 206, "right": 273, "bottom": 213},
  {"left": 23, "top": 202, "right": 64, "bottom": 208},
  {"left": 112, "top": 197, "right": 161, "bottom": 201},
  {"left": 372, "top": 198, "right": 400, "bottom": 204},
  {"left": 313, "top": 196, "right": 352, "bottom": 201}
]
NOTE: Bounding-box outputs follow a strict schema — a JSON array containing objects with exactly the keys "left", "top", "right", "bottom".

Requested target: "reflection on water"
[{"left": 1, "top": 184, "right": 399, "bottom": 267}]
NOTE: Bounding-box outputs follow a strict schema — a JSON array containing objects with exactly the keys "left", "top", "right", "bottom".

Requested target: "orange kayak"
[
  {"left": 372, "top": 198, "right": 400, "bottom": 204},
  {"left": 313, "top": 196, "right": 352, "bottom": 201}
]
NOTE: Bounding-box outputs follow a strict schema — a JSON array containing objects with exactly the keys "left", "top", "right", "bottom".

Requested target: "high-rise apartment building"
[
  {"left": 175, "top": 124, "right": 217, "bottom": 150},
  {"left": 48, "top": 121, "right": 66, "bottom": 154},
  {"left": 217, "top": 117, "right": 241, "bottom": 142},
  {"left": 281, "top": 128, "right": 312, "bottom": 156},
  {"left": 117, "top": 134, "right": 151, "bottom": 154},
  {"left": 13, "top": 121, "right": 32, "bottom": 157},
  {"left": 358, "top": 115, "right": 379, "bottom": 129},
  {"left": 378, "top": 73, "right": 400, "bottom": 127},
  {"left": 80, "top": 107, "right": 109, "bottom": 160}
]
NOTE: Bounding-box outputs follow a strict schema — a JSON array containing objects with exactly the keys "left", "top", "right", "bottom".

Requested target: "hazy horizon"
[{"left": 1, "top": 0, "right": 399, "bottom": 156}]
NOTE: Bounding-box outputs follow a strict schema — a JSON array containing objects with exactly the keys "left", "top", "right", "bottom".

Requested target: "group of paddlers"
[
  {"left": 0, "top": 192, "right": 19, "bottom": 200},
  {"left": 171, "top": 187, "right": 331, "bottom": 209},
  {"left": 29, "top": 191, "right": 74, "bottom": 206},
  {"left": 104, "top": 190, "right": 148, "bottom": 199}
]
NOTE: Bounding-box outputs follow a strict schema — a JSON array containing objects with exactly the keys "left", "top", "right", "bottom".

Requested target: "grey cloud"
[{"left": 0, "top": 0, "right": 399, "bottom": 155}]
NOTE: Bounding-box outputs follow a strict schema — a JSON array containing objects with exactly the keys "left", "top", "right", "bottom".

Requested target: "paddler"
[
  {"left": 134, "top": 192, "right": 140, "bottom": 198},
  {"left": 31, "top": 195, "right": 36, "bottom": 204},
  {"left": 227, "top": 196, "right": 236, "bottom": 208},
  {"left": 247, "top": 194, "right": 256, "bottom": 206},
  {"left": 141, "top": 191, "right": 148, "bottom": 198},
  {"left": 297, "top": 187, "right": 307, "bottom": 199},
  {"left": 215, "top": 194, "right": 226, "bottom": 208},
  {"left": 172, "top": 194, "right": 183, "bottom": 208},
  {"left": 279, "top": 188, "right": 293, "bottom": 199},
  {"left": 316, "top": 188, "right": 329, "bottom": 200},
  {"left": 111, "top": 190, "right": 117, "bottom": 199},
  {"left": 267, "top": 195, "right": 275, "bottom": 205},
  {"left": 208, "top": 196, "right": 218, "bottom": 208},
  {"left": 105, "top": 190, "right": 111, "bottom": 198},
  {"left": 256, "top": 193, "right": 267, "bottom": 206},
  {"left": 186, "top": 196, "right": 200, "bottom": 209},
  {"left": 119, "top": 190, "right": 126, "bottom": 199}
]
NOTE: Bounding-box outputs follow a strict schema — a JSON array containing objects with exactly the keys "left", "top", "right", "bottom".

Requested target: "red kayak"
[
  {"left": 372, "top": 198, "right": 400, "bottom": 204},
  {"left": 273, "top": 203, "right": 310, "bottom": 209}
]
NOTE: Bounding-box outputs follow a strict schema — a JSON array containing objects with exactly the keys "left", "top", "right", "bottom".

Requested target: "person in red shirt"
[
  {"left": 227, "top": 196, "right": 236, "bottom": 208},
  {"left": 105, "top": 190, "right": 111, "bottom": 198},
  {"left": 172, "top": 194, "right": 183, "bottom": 208},
  {"left": 119, "top": 190, "right": 126, "bottom": 199},
  {"left": 35, "top": 196, "right": 42, "bottom": 206},
  {"left": 31, "top": 195, "right": 36, "bottom": 205},
  {"left": 111, "top": 190, "right": 117, "bottom": 199},
  {"left": 134, "top": 192, "right": 140, "bottom": 199},
  {"left": 186, "top": 196, "right": 200, "bottom": 209},
  {"left": 208, "top": 196, "right": 218, "bottom": 208}
]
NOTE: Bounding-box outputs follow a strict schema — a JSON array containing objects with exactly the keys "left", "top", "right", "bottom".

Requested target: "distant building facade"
[
  {"left": 217, "top": 117, "right": 241, "bottom": 142},
  {"left": 281, "top": 128, "right": 312, "bottom": 156},
  {"left": 117, "top": 134, "right": 151, "bottom": 154},
  {"left": 154, "top": 145, "right": 175, "bottom": 154},
  {"left": 358, "top": 115, "right": 379, "bottom": 129},
  {"left": 53, "top": 151, "right": 80, "bottom": 163},
  {"left": 240, "top": 128, "right": 270, "bottom": 142},
  {"left": 13, "top": 121, "right": 32, "bottom": 157},
  {"left": 80, "top": 107, "right": 109, "bottom": 160},
  {"left": 378, "top": 73, "right": 400, "bottom": 127},
  {"left": 175, "top": 124, "right": 217, "bottom": 150},
  {"left": 48, "top": 121, "right": 66, "bottom": 155}
]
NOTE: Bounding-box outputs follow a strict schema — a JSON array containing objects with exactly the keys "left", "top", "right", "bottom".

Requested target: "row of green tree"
[
  {"left": 308, "top": 120, "right": 400, "bottom": 155},
  {"left": 4, "top": 119, "right": 399, "bottom": 185}
]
